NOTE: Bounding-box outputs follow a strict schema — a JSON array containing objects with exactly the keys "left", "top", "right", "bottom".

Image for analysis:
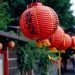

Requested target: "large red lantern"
[
  {"left": 57, "top": 34, "right": 72, "bottom": 50},
  {"left": 49, "top": 26, "right": 64, "bottom": 48},
  {"left": 71, "top": 36, "right": 75, "bottom": 49},
  {"left": 20, "top": 2, "right": 59, "bottom": 40}
]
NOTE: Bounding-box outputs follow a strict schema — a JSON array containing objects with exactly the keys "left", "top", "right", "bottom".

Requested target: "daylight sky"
[{"left": 70, "top": 0, "right": 75, "bottom": 16}]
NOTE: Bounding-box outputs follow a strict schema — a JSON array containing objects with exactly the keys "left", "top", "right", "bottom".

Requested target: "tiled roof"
[{"left": 0, "top": 31, "right": 28, "bottom": 42}]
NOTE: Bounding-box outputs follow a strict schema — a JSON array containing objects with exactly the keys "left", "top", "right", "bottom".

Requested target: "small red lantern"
[
  {"left": 49, "top": 26, "right": 64, "bottom": 48},
  {"left": 7, "top": 41, "right": 15, "bottom": 48},
  {"left": 71, "top": 36, "right": 75, "bottom": 49},
  {"left": 57, "top": 34, "right": 72, "bottom": 50},
  {"left": 0, "top": 43, "right": 3, "bottom": 50},
  {"left": 20, "top": 2, "right": 59, "bottom": 40}
]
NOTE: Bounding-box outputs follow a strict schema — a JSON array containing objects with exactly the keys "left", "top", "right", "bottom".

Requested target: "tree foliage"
[
  {"left": 6, "top": 0, "right": 27, "bottom": 26},
  {"left": 17, "top": 40, "right": 52, "bottom": 75},
  {"left": 43, "top": 0, "right": 75, "bottom": 28},
  {"left": 1, "top": 0, "right": 75, "bottom": 29},
  {"left": 0, "top": 2, "right": 11, "bottom": 30}
]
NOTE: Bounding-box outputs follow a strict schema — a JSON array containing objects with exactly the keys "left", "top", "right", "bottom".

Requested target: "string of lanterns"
[
  {"left": 19, "top": 0, "right": 75, "bottom": 52},
  {"left": 0, "top": 41, "right": 15, "bottom": 50}
]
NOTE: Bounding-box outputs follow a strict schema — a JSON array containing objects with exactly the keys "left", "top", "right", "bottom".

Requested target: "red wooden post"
[
  {"left": 0, "top": 50, "right": 8, "bottom": 75},
  {"left": 4, "top": 50, "right": 8, "bottom": 75}
]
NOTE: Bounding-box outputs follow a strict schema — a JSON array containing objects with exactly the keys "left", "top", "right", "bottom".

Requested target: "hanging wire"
[
  {"left": 32, "top": 0, "right": 41, "bottom": 3},
  {"left": 36, "top": 0, "right": 40, "bottom": 2},
  {"left": 32, "top": 0, "right": 33, "bottom": 3},
  {"left": 37, "top": 0, "right": 41, "bottom": 2}
]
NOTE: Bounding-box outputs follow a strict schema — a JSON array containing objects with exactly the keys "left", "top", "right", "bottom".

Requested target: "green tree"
[
  {"left": 0, "top": 0, "right": 27, "bottom": 27},
  {"left": 0, "top": 2, "right": 11, "bottom": 30},
  {"left": 7, "top": 0, "right": 27, "bottom": 26},
  {"left": 2, "top": 0, "right": 75, "bottom": 29},
  {"left": 43, "top": 0, "right": 75, "bottom": 28},
  {"left": 17, "top": 40, "right": 52, "bottom": 75}
]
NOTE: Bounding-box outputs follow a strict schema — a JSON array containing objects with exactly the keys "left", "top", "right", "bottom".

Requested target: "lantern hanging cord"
[{"left": 32, "top": 0, "right": 41, "bottom": 3}]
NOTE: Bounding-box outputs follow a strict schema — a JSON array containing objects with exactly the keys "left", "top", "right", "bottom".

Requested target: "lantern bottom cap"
[{"left": 71, "top": 47, "right": 75, "bottom": 49}]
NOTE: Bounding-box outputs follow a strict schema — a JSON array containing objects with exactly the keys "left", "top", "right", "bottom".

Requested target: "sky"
[{"left": 70, "top": 0, "right": 75, "bottom": 16}]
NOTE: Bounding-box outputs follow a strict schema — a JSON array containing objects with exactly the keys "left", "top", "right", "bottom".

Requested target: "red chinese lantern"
[
  {"left": 57, "top": 34, "right": 72, "bottom": 50},
  {"left": 7, "top": 41, "right": 15, "bottom": 48},
  {"left": 71, "top": 36, "right": 75, "bottom": 49},
  {"left": 49, "top": 26, "right": 64, "bottom": 48},
  {"left": 0, "top": 43, "right": 3, "bottom": 50},
  {"left": 20, "top": 2, "right": 59, "bottom": 40}
]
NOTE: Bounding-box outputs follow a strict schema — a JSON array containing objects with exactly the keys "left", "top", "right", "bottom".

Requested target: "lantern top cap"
[
  {"left": 28, "top": 2, "right": 42, "bottom": 8},
  {"left": 71, "top": 36, "right": 75, "bottom": 38}
]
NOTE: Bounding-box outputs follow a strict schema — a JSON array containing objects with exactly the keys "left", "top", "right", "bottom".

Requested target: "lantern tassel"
[
  {"left": 43, "top": 39, "right": 51, "bottom": 47},
  {"left": 60, "top": 50, "right": 65, "bottom": 53},
  {"left": 48, "top": 55, "right": 58, "bottom": 64},
  {"left": 36, "top": 40, "right": 43, "bottom": 48}
]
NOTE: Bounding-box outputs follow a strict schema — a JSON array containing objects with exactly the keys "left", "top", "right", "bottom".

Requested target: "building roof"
[
  {"left": 7, "top": 26, "right": 20, "bottom": 29},
  {"left": 64, "top": 25, "right": 75, "bottom": 35},
  {"left": 0, "top": 31, "right": 28, "bottom": 42}
]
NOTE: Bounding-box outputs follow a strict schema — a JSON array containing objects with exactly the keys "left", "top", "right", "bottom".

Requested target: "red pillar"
[
  {"left": 0, "top": 51, "right": 8, "bottom": 75},
  {"left": 4, "top": 51, "right": 8, "bottom": 75}
]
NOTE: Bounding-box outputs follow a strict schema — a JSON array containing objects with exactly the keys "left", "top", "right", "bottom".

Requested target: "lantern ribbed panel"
[
  {"left": 50, "top": 26, "right": 64, "bottom": 48},
  {"left": 20, "top": 4, "right": 59, "bottom": 40},
  {"left": 57, "top": 34, "right": 72, "bottom": 50},
  {"left": 71, "top": 36, "right": 75, "bottom": 48},
  {"left": 20, "top": 8, "right": 38, "bottom": 39}
]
